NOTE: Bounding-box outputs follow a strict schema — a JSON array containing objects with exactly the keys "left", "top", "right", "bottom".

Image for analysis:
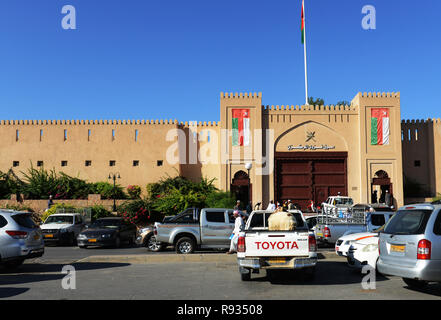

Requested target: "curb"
[{"left": 76, "top": 251, "right": 342, "bottom": 265}]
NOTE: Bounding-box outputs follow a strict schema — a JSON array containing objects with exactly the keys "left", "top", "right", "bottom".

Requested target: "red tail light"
[
  {"left": 153, "top": 226, "right": 157, "bottom": 235},
  {"left": 6, "top": 230, "right": 28, "bottom": 239},
  {"left": 309, "top": 235, "right": 317, "bottom": 252},
  {"left": 417, "top": 239, "right": 431, "bottom": 260},
  {"left": 324, "top": 227, "right": 331, "bottom": 238},
  {"left": 237, "top": 236, "right": 246, "bottom": 253},
  {"left": 378, "top": 238, "right": 381, "bottom": 255}
]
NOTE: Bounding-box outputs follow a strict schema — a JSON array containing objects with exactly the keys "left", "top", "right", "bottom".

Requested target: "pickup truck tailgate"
[{"left": 244, "top": 232, "right": 310, "bottom": 257}]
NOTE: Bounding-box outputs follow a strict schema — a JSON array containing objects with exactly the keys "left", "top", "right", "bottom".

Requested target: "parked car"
[
  {"left": 236, "top": 210, "right": 317, "bottom": 281},
  {"left": 0, "top": 210, "right": 44, "bottom": 269},
  {"left": 377, "top": 203, "right": 441, "bottom": 288},
  {"left": 346, "top": 236, "right": 380, "bottom": 270},
  {"left": 40, "top": 213, "right": 86, "bottom": 246},
  {"left": 315, "top": 209, "right": 394, "bottom": 245},
  {"left": 304, "top": 215, "right": 318, "bottom": 232},
  {"left": 77, "top": 217, "right": 137, "bottom": 248},
  {"left": 335, "top": 224, "right": 387, "bottom": 257},
  {"left": 154, "top": 208, "right": 235, "bottom": 254},
  {"left": 136, "top": 226, "right": 164, "bottom": 251},
  {"left": 321, "top": 196, "right": 354, "bottom": 216}
]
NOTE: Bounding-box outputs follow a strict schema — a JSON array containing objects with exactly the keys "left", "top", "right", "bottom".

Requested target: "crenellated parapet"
[
  {"left": 0, "top": 119, "right": 182, "bottom": 126},
  {"left": 220, "top": 92, "right": 261, "bottom": 99},
  {"left": 359, "top": 92, "right": 400, "bottom": 98},
  {"left": 263, "top": 104, "right": 357, "bottom": 113}
]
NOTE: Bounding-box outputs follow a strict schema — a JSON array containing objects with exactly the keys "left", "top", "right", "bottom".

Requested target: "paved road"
[{"left": 1, "top": 249, "right": 441, "bottom": 300}]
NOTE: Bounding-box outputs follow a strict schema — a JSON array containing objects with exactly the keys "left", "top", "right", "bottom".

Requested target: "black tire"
[
  {"left": 240, "top": 267, "right": 251, "bottom": 281},
  {"left": 3, "top": 259, "right": 24, "bottom": 269},
  {"left": 175, "top": 237, "right": 195, "bottom": 254},
  {"left": 403, "top": 278, "right": 428, "bottom": 289},
  {"left": 303, "top": 267, "right": 316, "bottom": 280},
  {"left": 128, "top": 234, "right": 136, "bottom": 246},
  {"left": 114, "top": 236, "right": 121, "bottom": 248},
  {"left": 146, "top": 234, "right": 164, "bottom": 252}
]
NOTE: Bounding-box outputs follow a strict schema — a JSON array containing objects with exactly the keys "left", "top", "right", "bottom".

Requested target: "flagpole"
[{"left": 303, "top": 0, "right": 309, "bottom": 105}]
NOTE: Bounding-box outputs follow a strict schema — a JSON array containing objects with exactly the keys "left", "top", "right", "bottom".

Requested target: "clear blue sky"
[{"left": 0, "top": 0, "right": 439, "bottom": 122}]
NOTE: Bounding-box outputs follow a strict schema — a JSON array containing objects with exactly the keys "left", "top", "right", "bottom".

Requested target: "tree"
[{"left": 308, "top": 97, "right": 325, "bottom": 106}]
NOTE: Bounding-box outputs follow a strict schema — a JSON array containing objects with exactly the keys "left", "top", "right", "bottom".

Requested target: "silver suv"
[
  {"left": 377, "top": 203, "right": 441, "bottom": 288},
  {"left": 0, "top": 210, "right": 44, "bottom": 269}
]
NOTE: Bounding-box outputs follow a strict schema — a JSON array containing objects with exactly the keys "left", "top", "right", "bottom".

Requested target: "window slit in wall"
[
  {"left": 112, "top": 129, "right": 115, "bottom": 141},
  {"left": 64, "top": 129, "right": 67, "bottom": 141},
  {"left": 135, "top": 129, "right": 138, "bottom": 142},
  {"left": 415, "top": 129, "right": 419, "bottom": 141},
  {"left": 408, "top": 129, "right": 411, "bottom": 141},
  {"left": 16, "top": 130, "right": 19, "bottom": 141},
  {"left": 88, "top": 129, "right": 91, "bottom": 141},
  {"left": 40, "top": 129, "right": 43, "bottom": 142},
  {"left": 401, "top": 130, "right": 404, "bottom": 141}
]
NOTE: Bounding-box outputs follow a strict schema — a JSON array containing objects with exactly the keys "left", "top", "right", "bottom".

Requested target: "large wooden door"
[{"left": 275, "top": 152, "right": 347, "bottom": 210}]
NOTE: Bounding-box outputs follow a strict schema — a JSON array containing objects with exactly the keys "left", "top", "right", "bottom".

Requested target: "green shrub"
[
  {"left": 91, "top": 205, "right": 112, "bottom": 221},
  {"left": 205, "top": 191, "right": 236, "bottom": 209},
  {"left": 117, "top": 198, "right": 162, "bottom": 224},
  {"left": 90, "top": 182, "right": 127, "bottom": 200},
  {"left": 41, "top": 203, "right": 77, "bottom": 223},
  {"left": 127, "top": 185, "right": 142, "bottom": 199}
]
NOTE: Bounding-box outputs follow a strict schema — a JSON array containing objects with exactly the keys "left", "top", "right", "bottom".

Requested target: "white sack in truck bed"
[{"left": 268, "top": 210, "right": 296, "bottom": 231}]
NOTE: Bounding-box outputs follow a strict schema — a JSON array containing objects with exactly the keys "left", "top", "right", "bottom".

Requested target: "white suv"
[{"left": 40, "top": 213, "right": 86, "bottom": 245}]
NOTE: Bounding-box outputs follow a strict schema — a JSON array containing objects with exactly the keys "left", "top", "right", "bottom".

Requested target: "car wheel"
[
  {"left": 128, "top": 234, "right": 136, "bottom": 246},
  {"left": 79, "top": 245, "right": 88, "bottom": 249},
  {"left": 175, "top": 237, "right": 195, "bottom": 254},
  {"left": 3, "top": 259, "right": 24, "bottom": 269},
  {"left": 146, "top": 235, "right": 164, "bottom": 252},
  {"left": 239, "top": 267, "right": 251, "bottom": 281},
  {"left": 114, "top": 236, "right": 121, "bottom": 248},
  {"left": 402, "top": 278, "right": 428, "bottom": 289},
  {"left": 303, "top": 267, "right": 316, "bottom": 280}
]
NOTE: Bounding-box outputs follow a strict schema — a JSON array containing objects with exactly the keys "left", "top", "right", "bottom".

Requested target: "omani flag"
[
  {"left": 232, "top": 109, "right": 250, "bottom": 146},
  {"left": 371, "top": 108, "right": 390, "bottom": 145}
]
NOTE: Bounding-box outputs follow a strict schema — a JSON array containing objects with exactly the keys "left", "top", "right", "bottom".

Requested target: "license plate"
[
  {"left": 391, "top": 244, "right": 405, "bottom": 253},
  {"left": 267, "top": 258, "right": 286, "bottom": 264},
  {"left": 88, "top": 239, "right": 97, "bottom": 243},
  {"left": 316, "top": 232, "right": 323, "bottom": 237},
  {"left": 44, "top": 234, "right": 54, "bottom": 238},
  {"left": 34, "top": 234, "right": 41, "bottom": 240}
]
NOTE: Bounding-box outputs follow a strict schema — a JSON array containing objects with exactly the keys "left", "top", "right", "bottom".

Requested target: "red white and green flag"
[
  {"left": 371, "top": 108, "right": 390, "bottom": 145},
  {"left": 301, "top": 0, "right": 305, "bottom": 44},
  {"left": 232, "top": 109, "right": 250, "bottom": 146}
]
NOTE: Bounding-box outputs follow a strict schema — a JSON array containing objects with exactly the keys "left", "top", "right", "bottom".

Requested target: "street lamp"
[
  {"left": 108, "top": 172, "right": 121, "bottom": 212},
  {"left": 244, "top": 163, "right": 252, "bottom": 204}
]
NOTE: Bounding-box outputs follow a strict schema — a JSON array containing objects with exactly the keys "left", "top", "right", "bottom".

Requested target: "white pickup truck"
[
  {"left": 321, "top": 196, "right": 354, "bottom": 216},
  {"left": 236, "top": 210, "right": 317, "bottom": 281}
]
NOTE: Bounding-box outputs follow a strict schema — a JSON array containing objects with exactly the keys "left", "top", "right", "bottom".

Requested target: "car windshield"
[
  {"left": 90, "top": 219, "right": 121, "bottom": 228},
  {"left": 12, "top": 213, "right": 37, "bottom": 229},
  {"left": 334, "top": 198, "right": 353, "bottom": 205},
  {"left": 384, "top": 209, "right": 433, "bottom": 235},
  {"left": 44, "top": 215, "right": 73, "bottom": 224}
]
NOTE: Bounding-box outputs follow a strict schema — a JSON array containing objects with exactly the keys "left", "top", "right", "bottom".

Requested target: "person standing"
[
  {"left": 234, "top": 200, "right": 241, "bottom": 211},
  {"left": 385, "top": 190, "right": 392, "bottom": 207},
  {"left": 266, "top": 200, "right": 276, "bottom": 211},
  {"left": 287, "top": 200, "right": 294, "bottom": 211},
  {"left": 227, "top": 210, "right": 245, "bottom": 254},
  {"left": 371, "top": 190, "right": 378, "bottom": 204},
  {"left": 47, "top": 195, "right": 54, "bottom": 210}
]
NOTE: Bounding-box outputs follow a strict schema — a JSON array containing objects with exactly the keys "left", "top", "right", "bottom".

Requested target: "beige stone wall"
[
  {"left": 0, "top": 120, "right": 182, "bottom": 195},
  {"left": 401, "top": 119, "right": 441, "bottom": 198}
]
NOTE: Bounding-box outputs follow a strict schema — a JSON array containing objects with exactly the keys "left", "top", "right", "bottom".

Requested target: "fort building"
[{"left": 0, "top": 91, "right": 439, "bottom": 209}]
